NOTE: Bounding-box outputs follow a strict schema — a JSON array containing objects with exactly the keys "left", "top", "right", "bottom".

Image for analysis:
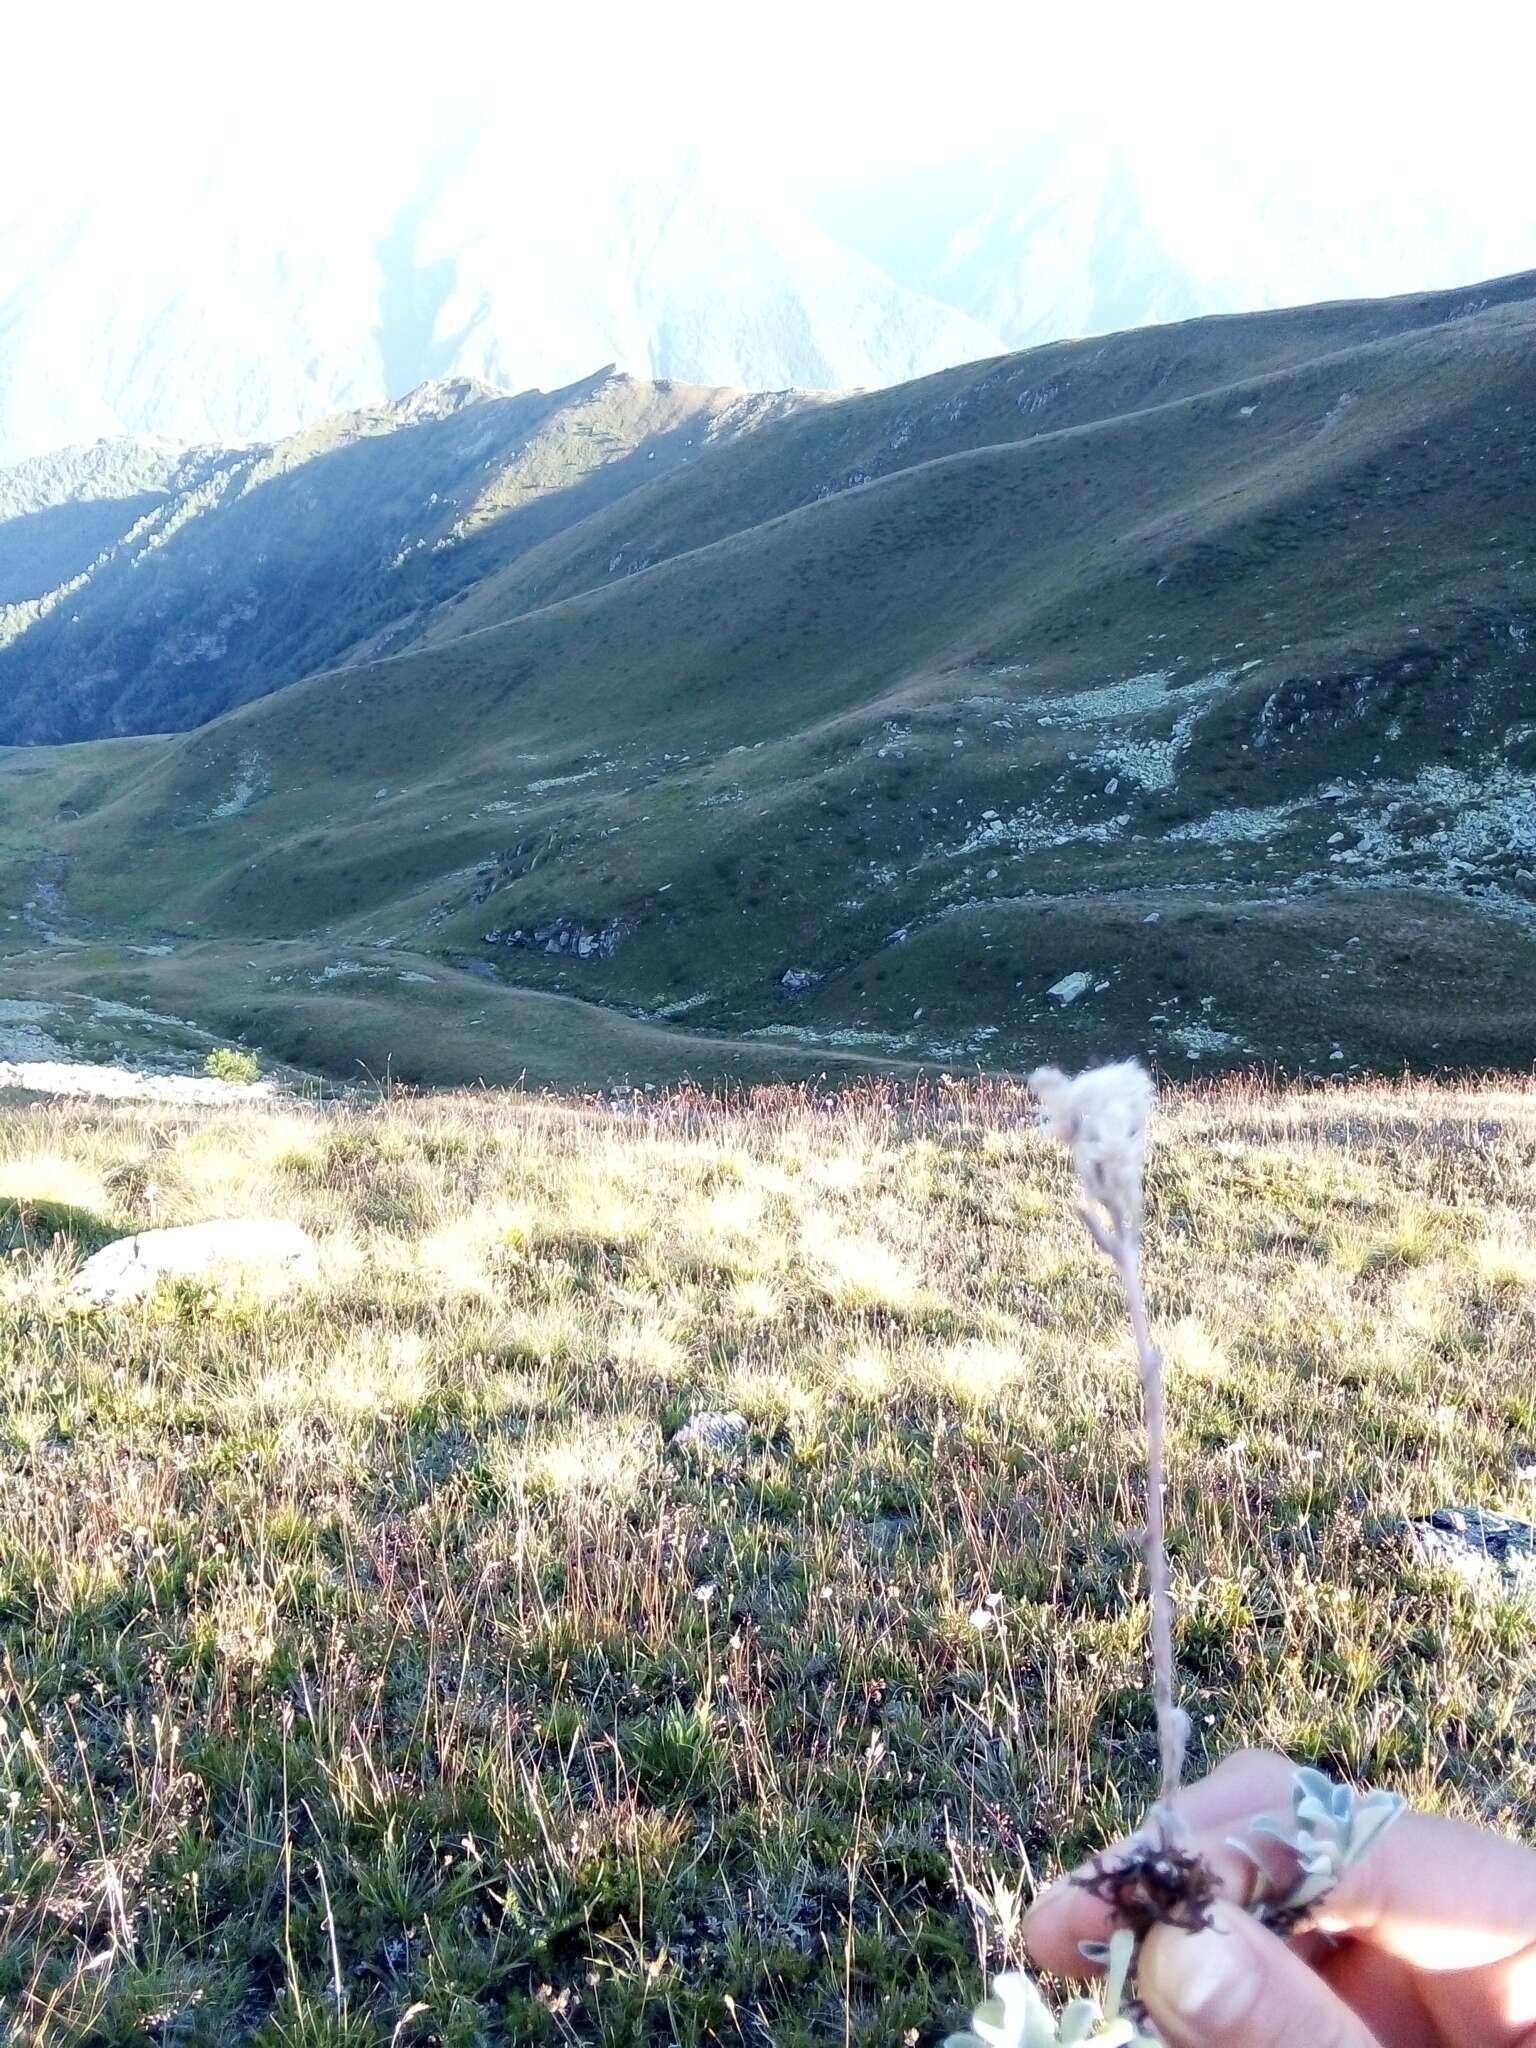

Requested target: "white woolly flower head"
[
  {"left": 944, "top": 1931, "right": 1157, "bottom": 2047},
  {"left": 1029, "top": 1061, "right": 1156, "bottom": 1233}
]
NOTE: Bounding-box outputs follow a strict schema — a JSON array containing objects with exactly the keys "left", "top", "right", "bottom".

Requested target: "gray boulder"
[
  {"left": 1410, "top": 1506, "right": 1536, "bottom": 1601},
  {"left": 671, "top": 1410, "right": 749, "bottom": 1456},
  {"left": 69, "top": 1219, "right": 320, "bottom": 1308}
]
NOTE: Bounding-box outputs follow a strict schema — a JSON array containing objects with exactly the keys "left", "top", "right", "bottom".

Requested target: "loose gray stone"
[
  {"left": 1410, "top": 1506, "right": 1536, "bottom": 1601},
  {"left": 69, "top": 1219, "right": 320, "bottom": 1308},
  {"left": 671, "top": 1410, "right": 749, "bottom": 1456},
  {"left": 1047, "top": 970, "right": 1094, "bottom": 1005}
]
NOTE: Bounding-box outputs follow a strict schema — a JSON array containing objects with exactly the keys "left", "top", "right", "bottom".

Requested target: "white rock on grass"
[
  {"left": 69, "top": 1220, "right": 319, "bottom": 1308},
  {"left": 671, "top": 1410, "right": 749, "bottom": 1455},
  {"left": 1047, "top": 971, "right": 1094, "bottom": 1005}
]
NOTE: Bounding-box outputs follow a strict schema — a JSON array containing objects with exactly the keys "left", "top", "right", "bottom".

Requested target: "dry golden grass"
[{"left": 0, "top": 1073, "right": 1534, "bottom": 2045}]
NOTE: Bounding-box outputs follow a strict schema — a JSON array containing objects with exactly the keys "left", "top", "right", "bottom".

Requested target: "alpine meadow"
[
  {"left": 2, "top": 71, "right": 1536, "bottom": 2048},
  {"left": 4, "top": 1075, "right": 1536, "bottom": 2046}
]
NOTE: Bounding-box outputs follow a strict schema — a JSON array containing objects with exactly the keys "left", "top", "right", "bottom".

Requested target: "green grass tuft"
[{"left": 0, "top": 1073, "right": 1533, "bottom": 2041}]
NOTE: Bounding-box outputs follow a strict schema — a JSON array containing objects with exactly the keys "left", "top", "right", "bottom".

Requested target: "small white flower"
[
  {"left": 1029, "top": 1062, "right": 1155, "bottom": 1234},
  {"left": 968, "top": 1591, "right": 1005, "bottom": 1630}
]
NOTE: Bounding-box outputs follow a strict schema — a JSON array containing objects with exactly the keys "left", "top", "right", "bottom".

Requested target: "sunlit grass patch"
[
  {"left": 718, "top": 1366, "right": 821, "bottom": 1444},
  {"left": 320, "top": 1329, "right": 436, "bottom": 1417},
  {"left": 489, "top": 1414, "right": 659, "bottom": 1506},
  {"left": 414, "top": 1202, "right": 524, "bottom": 1297},
  {"left": 202, "top": 1571, "right": 282, "bottom": 1680},
  {"left": 804, "top": 1149, "right": 869, "bottom": 1193},
  {"left": 834, "top": 1340, "right": 901, "bottom": 1406},
  {"left": 0, "top": 1149, "right": 116, "bottom": 1251},
  {"left": 1164, "top": 1315, "right": 1234, "bottom": 1386},
  {"left": 803, "top": 1223, "right": 922, "bottom": 1312},
  {"left": 1470, "top": 1215, "right": 1536, "bottom": 1292},
  {"left": 932, "top": 1338, "right": 1032, "bottom": 1407},
  {"left": 489, "top": 1299, "right": 591, "bottom": 1370},
  {"left": 605, "top": 1315, "right": 690, "bottom": 1383},
  {"left": 0, "top": 1074, "right": 1534, "bottom": 2045},
  {"left": 538, "top": 1169, "right": 652, "bottom": 1254},
  {"left": 724, "top": 1274, "right": 784, "bottom": 1323},
  {"left": 680, "top": 1178, "right": 769, "bottom": 1244}
]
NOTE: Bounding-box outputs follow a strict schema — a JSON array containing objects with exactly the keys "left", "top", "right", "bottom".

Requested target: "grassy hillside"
[
  {"left": 0, "top": 942, "right": 908, "bottom": 1092},
  {"left": 430, "top": 268, "right": 1536, "bottom": 643},
  {"left": 0, "top": 374, "right": 810, "bottom": 745},
  {"left": 2, "top": 1074, "right": 1534, "bottom": 2043},
  {"left": 0, "top": 274, "right": 1533, "bottom": 1084}
]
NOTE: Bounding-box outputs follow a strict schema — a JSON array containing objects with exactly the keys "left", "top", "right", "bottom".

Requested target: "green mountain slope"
[
  {"left": 0, "top": 372, "right": 810, "bottom": 744},
  {"left": 2, "top": 274, "right": 1534, "bottom": 1084},
  {"left": 424, "top": 268, "right": 1536, "bottom": 642}
]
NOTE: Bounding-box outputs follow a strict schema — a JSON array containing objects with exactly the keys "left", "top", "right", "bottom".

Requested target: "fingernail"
[{"left": 1140, "top": 1902, "right": 1262, "bottom": 2028}]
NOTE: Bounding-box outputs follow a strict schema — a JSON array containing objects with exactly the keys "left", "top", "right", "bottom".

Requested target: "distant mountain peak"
[
  {"left": 389, "top": 375, "right": 507, "bottom": 424},
  {"left": 0, "top": 146, "right": 1004, "bottom": 464}
]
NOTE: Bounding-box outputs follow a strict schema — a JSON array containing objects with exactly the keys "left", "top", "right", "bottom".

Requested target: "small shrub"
[{"left": 204, "top": 1047, "right": 261, "bottom": 1085}]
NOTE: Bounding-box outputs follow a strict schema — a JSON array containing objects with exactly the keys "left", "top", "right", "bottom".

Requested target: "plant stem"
[{"left": 1117, "top": 1227, "right": 1188, "bottom": 1812}]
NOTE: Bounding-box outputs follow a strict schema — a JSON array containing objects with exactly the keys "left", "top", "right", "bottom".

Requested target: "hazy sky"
[
  {"left": 12, "top": 0, "right": 1535, "bottom": 210},
  {"left": 3, "top": 0, "right": 1531, "bottom": 459}
]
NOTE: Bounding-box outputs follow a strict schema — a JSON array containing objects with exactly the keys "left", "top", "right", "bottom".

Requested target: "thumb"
[{"left": 1138, "top": 1900, "right": 1382, "bottom": 2048}]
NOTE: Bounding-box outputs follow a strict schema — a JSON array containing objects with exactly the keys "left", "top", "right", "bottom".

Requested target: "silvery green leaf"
[
  {"left": 1288, "top": 1868, "right": 1341, "bottom": 1907},
  {"left": 1102, "top": 1927, "right": 1137, "bottom": 2020},
  {"left": 1293, "top": 1767, "right": 1344, "bottom": 1813},
  {"left": 1251, "top": 1768, "right": 1407, "bottom": 1920},
  {"left": 1249, "top": 1815, "right": 1301, "bottom": 1845},
  {"left": 1347, "top": 1790, "right": 1408, "bottom": 1864},
  {"left": 945, "top": 1954, "right": 1167, "bottom": 2047},
  {"left": 965, "top": 1972, "right": 1058, "bottom": 2047}
]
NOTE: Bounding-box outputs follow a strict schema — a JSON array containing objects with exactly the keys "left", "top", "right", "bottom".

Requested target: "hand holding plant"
[
  {"left": 1024, "top": 1748, "right": 1536, "bottom": 2047},
  {"left": 947, "top": 1065, "right": 1429, "bottom": 2045}
]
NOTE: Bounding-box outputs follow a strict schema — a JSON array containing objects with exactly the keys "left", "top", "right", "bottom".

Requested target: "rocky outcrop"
[
  {"left": 484, "top": 915, "right": 632, "bottom": 960},
  {"left": 0, "top": 1060, "right": 274, "bottom": 1105}
]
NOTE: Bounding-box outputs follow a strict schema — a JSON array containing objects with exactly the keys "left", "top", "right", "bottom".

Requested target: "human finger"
[
  {"left": 1139, "top": 1899, "right": 1385, "bottom": 2048},
  {"left": 1023, "top": 1752, "right": 1299, "bottom": 1974},
  {"left": 1312, "top": 1810, "right": 1536, "bottom": 1974}
]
